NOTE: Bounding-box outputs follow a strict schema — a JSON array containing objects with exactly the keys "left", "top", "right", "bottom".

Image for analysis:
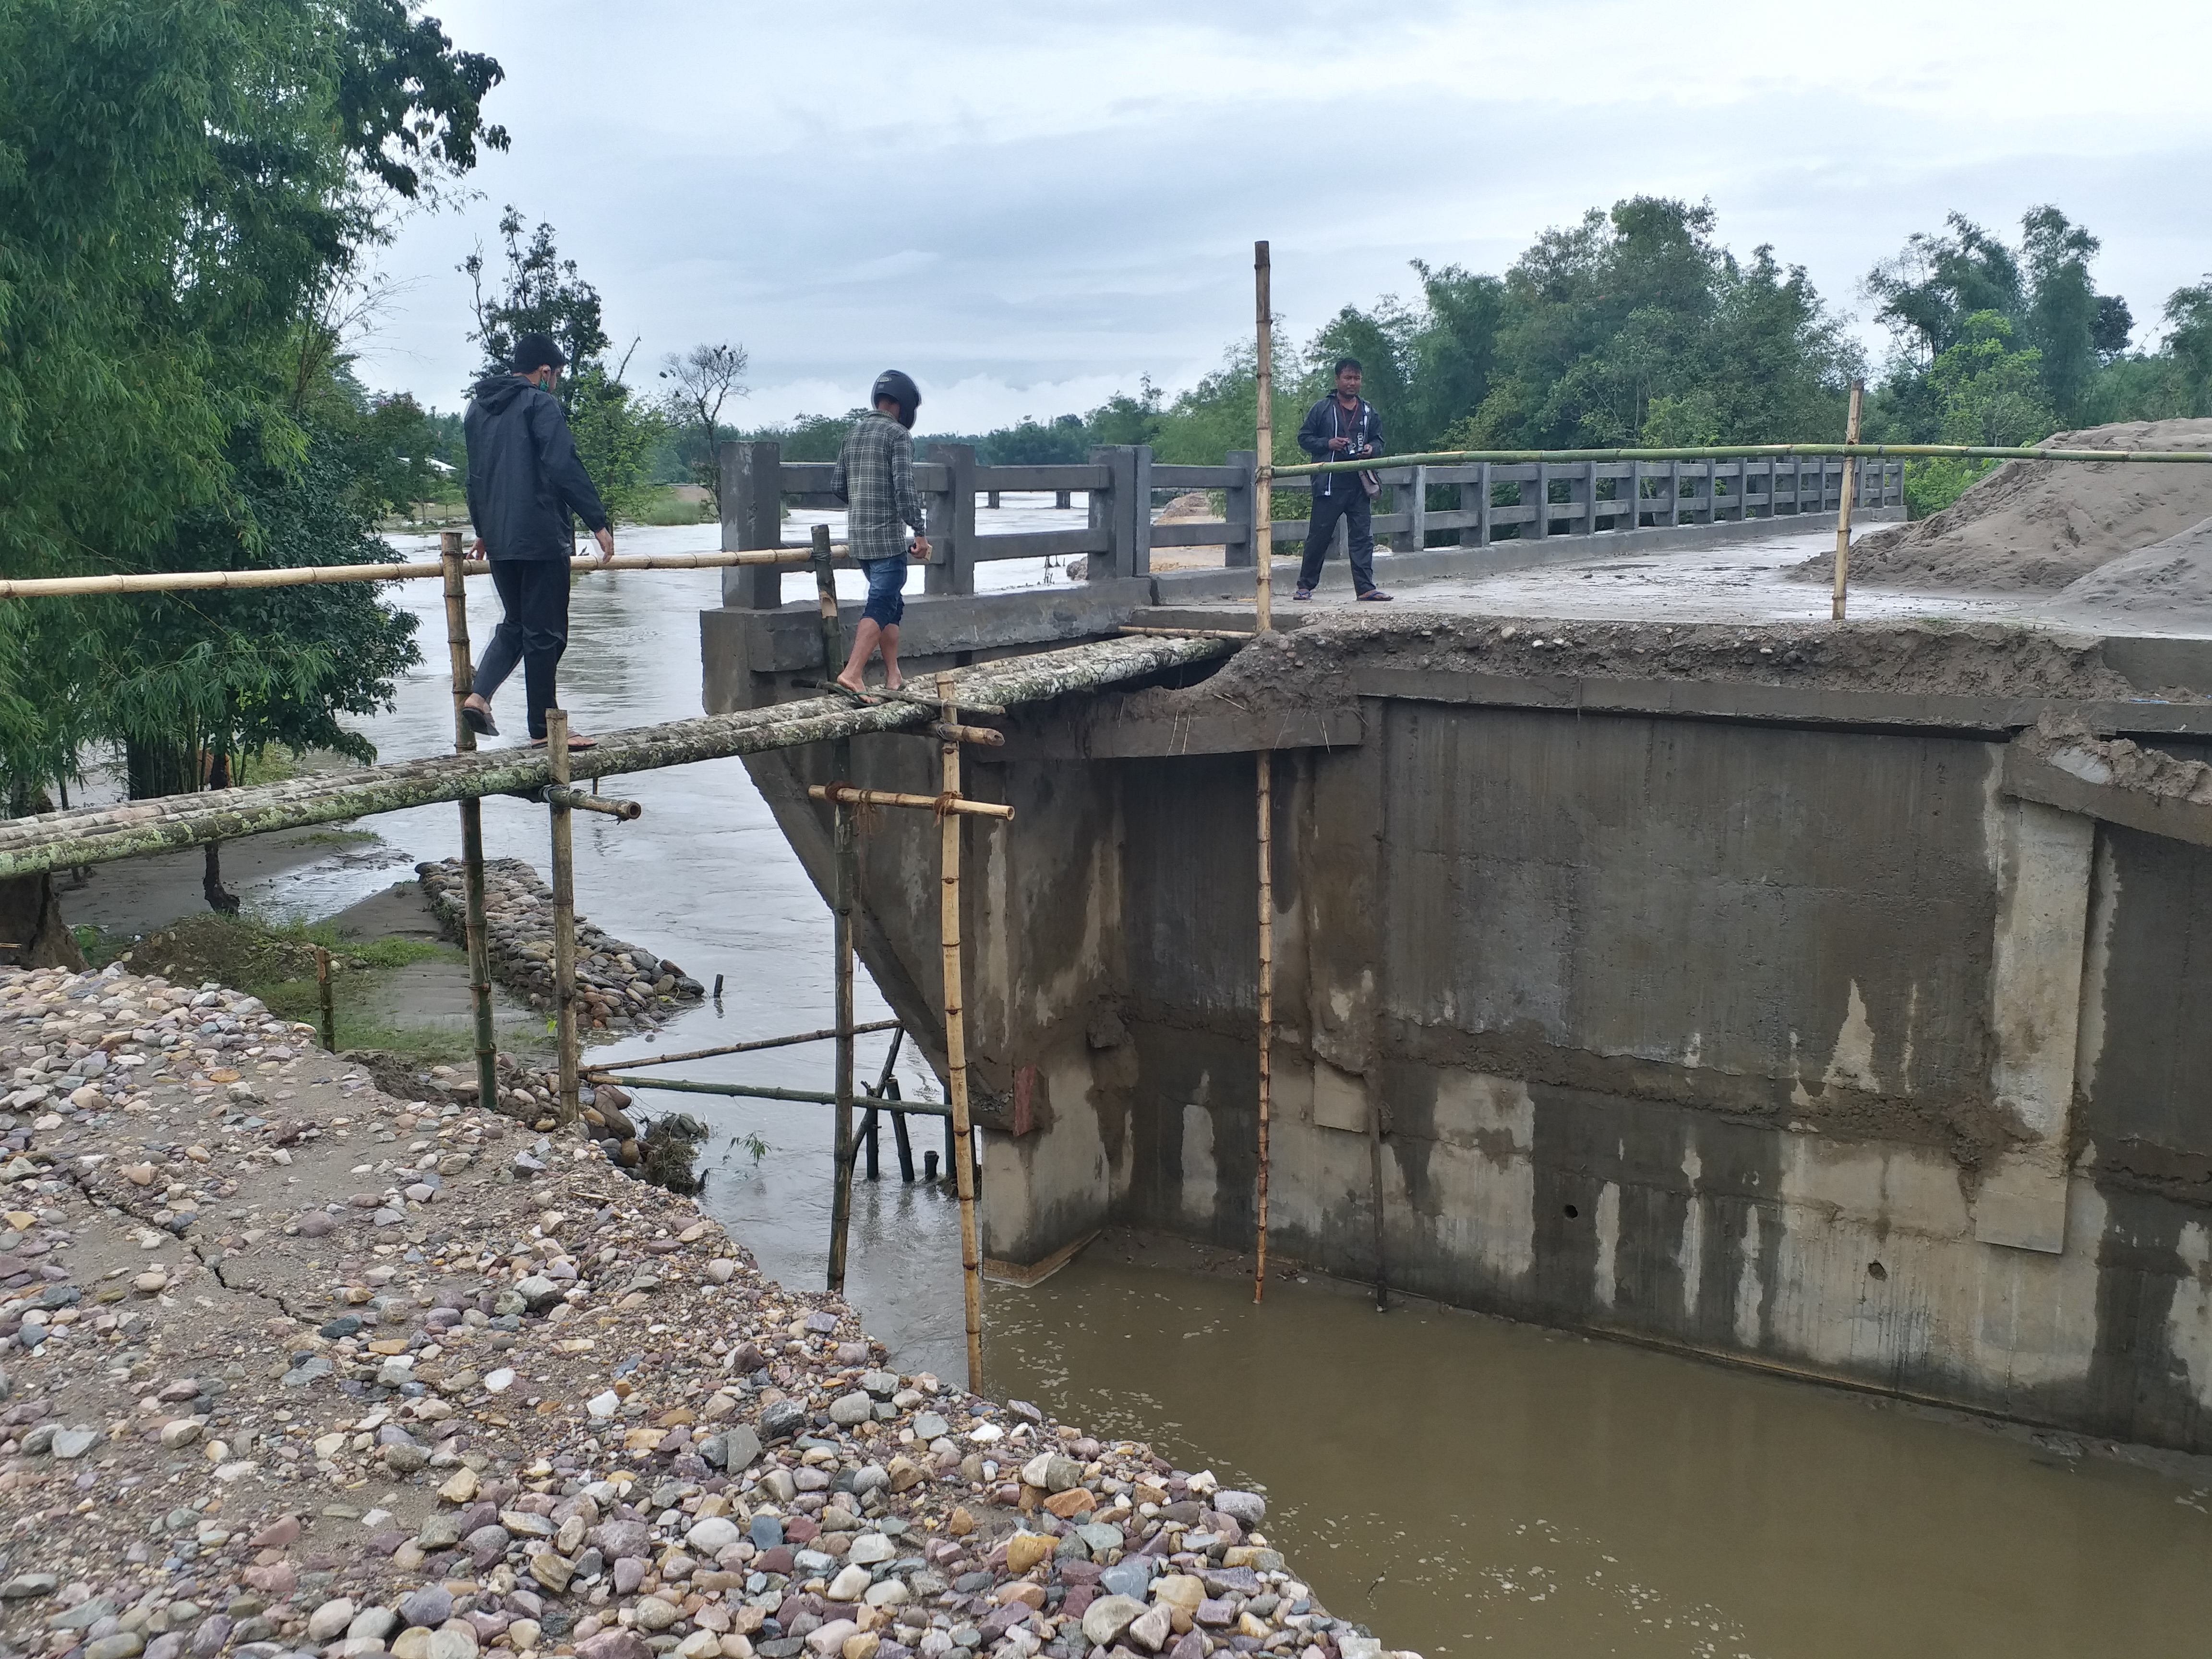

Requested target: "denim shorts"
[{"left": 861, "top": 556, "right": 907, "bottom": 628}]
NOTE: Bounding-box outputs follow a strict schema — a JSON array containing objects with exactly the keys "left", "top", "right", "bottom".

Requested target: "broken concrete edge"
[{"left": 2004, "top": 739, "right": 2212, "bottom": 850}]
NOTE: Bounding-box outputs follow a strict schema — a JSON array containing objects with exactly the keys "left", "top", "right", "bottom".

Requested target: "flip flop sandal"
[
  {"left": 1294, "top": 587, "right": 1314, "bottom": 601},
  {"left": 1357, "top": 589, "right": 1395, "bottom": 601},
  {"left": 529, "top": 735, "right": 599, "bottom": 751},
  {"left": 462, "top": 704, "right": 498, "bottom": 737}
]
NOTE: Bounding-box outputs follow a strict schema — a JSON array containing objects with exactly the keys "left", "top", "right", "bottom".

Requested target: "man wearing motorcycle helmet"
[{"left": 830, "top": 370, "right": 932, "bottom": 691}]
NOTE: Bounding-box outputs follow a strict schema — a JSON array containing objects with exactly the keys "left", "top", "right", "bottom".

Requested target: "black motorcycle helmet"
[{"left": 871, "top": 369, "right": 921, "bottom": 430}]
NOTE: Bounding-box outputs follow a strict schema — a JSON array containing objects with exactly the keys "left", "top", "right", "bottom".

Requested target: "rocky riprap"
[
  {"left": 417, "top": 862, "right": 705, "bottom": 1034},
  {"left": 0, "top": 960, "right": 1413, "bottom": 1659}
]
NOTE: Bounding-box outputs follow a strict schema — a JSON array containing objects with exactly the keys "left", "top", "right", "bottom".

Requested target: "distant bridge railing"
[{"left": 714, "top": 440, "right": 1905, "bottom": 604}]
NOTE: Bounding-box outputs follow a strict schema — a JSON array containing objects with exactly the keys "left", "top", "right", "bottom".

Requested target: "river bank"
[{"left": 0, "top": 960, "right": 1385, "bottom": 1659}]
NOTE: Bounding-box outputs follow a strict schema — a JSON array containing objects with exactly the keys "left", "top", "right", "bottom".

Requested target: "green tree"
[{"left": 0, "top": 0, "right": 501, "bottom": 924}]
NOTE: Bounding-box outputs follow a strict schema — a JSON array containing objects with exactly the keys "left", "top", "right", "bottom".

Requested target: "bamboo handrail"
[
  {"left": 0, "top": 633, "right": 1228, "bottom": 877},
  {"left": 0, "top": 544, "right": 850, "bottom": 601},
  {"left": 1277, "top": 442, "right": 2212, "bottom": 479}
]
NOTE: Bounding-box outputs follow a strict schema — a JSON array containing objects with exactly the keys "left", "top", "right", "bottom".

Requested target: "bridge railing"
[{"left": 714, "top": 440, "right": 1908, "bottom": 605}]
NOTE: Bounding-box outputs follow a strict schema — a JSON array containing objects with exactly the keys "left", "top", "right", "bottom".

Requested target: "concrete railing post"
[
  {"left": 925, "top": 443, "right": 977, "bottom": 596},
  {"left": 721, "top": 440, "right": 782, "bottom": 609},
  {"left": 1224, "top": 449, "right": 1256, "bottom": 569},
  {"left": 1397, "top": 465, "right": 1428, "bottom": 552},
  {"left": 1087, "top": 446, "right": 1135, "bottom": 584},
  {"left": 1130, "top": 445, "right": 1154, "bottom": 579},
  {"left": 1530, "top": 462, "right": 1550, "bottom": 541},
  {"left": 1474, "top": 461, "right": 1492, "bottom": 546}
]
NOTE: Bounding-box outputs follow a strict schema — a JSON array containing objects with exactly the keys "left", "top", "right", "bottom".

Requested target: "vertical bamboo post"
[
  {"left": 1251, "top": 240, "right": 1278, "bottom": 1302},
  {"left": 1830, "top": 378, "right": 1865, "bottom": 622},
  {"left": 440, "top": 532, "right": 501, "bottom": 1118},
  {"left": 940, "top": 672, "right": 984, "bottom": 1393},
  {"left": 315, "top": 946, "right": 336, "bottom": 1052},
  {"left": 814, "top": 519, "right": 859, "bottom": 1293},
  {"left": 1253, "top": 240, "right": 1274, "bottom": 632},
  {"left": 546, "top": 708, "right": 580, "bottom": 1125},
  {"left": 1253, "top": 750, "right": 1274, "bottom": 1303},
  {"left": 828, "top": 798, "right": 856, "bottom": 1291}
]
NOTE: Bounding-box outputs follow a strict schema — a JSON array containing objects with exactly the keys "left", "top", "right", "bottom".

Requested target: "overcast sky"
[{"left": 351, "top": 0, "right": 2212, "bottom": 433}]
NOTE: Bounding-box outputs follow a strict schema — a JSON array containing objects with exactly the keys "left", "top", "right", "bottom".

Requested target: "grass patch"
[{"left": 627, "top": 488, "right": 715, "bottom": 527}]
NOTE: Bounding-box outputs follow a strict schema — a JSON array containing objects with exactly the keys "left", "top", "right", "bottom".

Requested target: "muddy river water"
[{"left": 68, "top": 524, "right": 2212, "bottom": 1657}]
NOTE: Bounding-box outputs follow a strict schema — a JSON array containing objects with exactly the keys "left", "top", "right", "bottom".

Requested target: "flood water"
[{"left": 63, "top": 519, "right": 2212, "bottom": 1658}]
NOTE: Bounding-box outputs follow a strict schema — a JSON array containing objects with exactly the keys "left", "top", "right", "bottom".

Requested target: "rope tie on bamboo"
[{"left": 932, "top": 791, "right": 961, "bottom": 821}]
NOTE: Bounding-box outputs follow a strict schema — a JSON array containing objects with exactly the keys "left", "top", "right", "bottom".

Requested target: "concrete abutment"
[{"left": 708, "top": 597, "right": 2212, "bottom": 1454}]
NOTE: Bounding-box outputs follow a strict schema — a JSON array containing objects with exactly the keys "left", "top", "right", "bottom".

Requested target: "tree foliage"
[{"left": 0, "top": 0, "right": 504, "bottom": 825}]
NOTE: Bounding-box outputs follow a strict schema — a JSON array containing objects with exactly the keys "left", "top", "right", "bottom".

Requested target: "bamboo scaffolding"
[
  {"left": 1278, "top": 441, "right": 2212, "bottom": 479},
  {"left": 0, "top": 544, "right": 848, "bottom": 601},
  {"left": 547, "top": 709, "right": 580, "bottom": 1126},
  {"left": 440, "top": 530, "right": 500, "bottom": 1117},
  {"left": 1831, "top": 379, "right": 1866, "bottom": 622},
  {"left": 582, "top": 1018, "right": 902, "bottom": 1075},
  {"left": 941, "top": 672, "right": 985, "bottom": 1393},
  {"left": 0, "top": 634, "right": 1231, "bottom": 877},
  {"left": 807, "top": 786, "right": 1015, "bottom": 820}
]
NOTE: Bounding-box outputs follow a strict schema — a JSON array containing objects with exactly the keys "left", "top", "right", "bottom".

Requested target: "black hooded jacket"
[{"left": 463, "top": 374, "right": 610, "bottom": 561}]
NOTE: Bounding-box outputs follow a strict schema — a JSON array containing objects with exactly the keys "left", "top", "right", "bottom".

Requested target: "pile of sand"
[
  {"left": 2037, "top": 513, "right": 2212, "bottom": 632},
  {"left": 1797, "top": 418, "right": 2212, "bottom": 591},
  {"left": 1148, "top": 489, "right": 1227, "bottom": 571}
]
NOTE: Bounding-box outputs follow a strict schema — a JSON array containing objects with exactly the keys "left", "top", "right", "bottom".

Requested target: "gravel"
[{"left": 0, "top": 961, "right": 1409, "bottom": 1659}]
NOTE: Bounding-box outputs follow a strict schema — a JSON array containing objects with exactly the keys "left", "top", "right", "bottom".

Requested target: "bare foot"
[
  {"left": 835, "top": 673, "right": 869, "bottom": 695},
  {"left": 884, "top": 673, "right": 903, "bottom": 693}
]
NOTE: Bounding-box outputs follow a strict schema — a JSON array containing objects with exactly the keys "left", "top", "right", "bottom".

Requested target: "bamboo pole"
[
  {"left": 812, "top": 517, "right": 860, "bottom": 1295},
  {"left": 829, "top": 795, "right": 856, "bottom": 1293},
  {"left": 583, "top": 1017, "right": 902, "bottom": 1074},
  {"left": 546, "top": 709, "right": 580, "bottom": 1126},
  {"left": 940, "top": 672, "right": 985, "bottom": 1393},
  {"left": 1253, "top": 749, "right": 1274, "bottom": 1302},
  {"left": 1277, "top": 440, "right": 2212, "bottom": 479},
  {"left": 1252, "top": 241, "right": 1279, "bottom": 1303},
  {"left": 541, "top": 786, "right": 640, "bottom": 819},
  {"left": 806, "top": 785, "right": 1015, "bottom": 820},
  {"left": 792, "top": 678, "right": 1008, "bottom": 717},
  {"left": 1254, "top": 240, "right": 1274, "bottom": 632},
  {"left": 0, "top": 544, "right": 847, "bottom": 601},
  {"left": 1831, "top": 379, "right": 1866, "bottom": 623},
  {"left": 441, "top": 531, "right": 501, "bottom": 1120},
  {"left": 1116, "top": 625, "right": 1260, "bottom": 641},
  {"left": 593, "top": 1074, "right": 953, "bottom": 1115},
  {"left": 315, "top": 947, "right": 336, "bottom": 1052},
  {"left": 0, "top": 634, "right": 1233, "bottom": 877}
]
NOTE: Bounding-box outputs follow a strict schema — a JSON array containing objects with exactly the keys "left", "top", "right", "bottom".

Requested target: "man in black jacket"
[
  {"left": 1293, "top": 357, "right": 1391, "bottom": 601},
  {"left": 461, "top": 331, "right": 614, "bottom": 748}
]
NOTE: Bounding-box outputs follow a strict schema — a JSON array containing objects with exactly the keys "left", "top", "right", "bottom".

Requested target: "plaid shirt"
[{"left": 831, "top": 411, "right": 925, "bottom": 562}]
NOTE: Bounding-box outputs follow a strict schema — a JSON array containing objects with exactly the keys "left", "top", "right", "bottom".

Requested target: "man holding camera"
[{"left": 1293, "top": 356, "right": 1392, "bottom": 601}]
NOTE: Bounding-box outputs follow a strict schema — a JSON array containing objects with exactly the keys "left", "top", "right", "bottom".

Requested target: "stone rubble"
[
  {"left": 0, "top": 962, "right": 1411, "bottom": 1659},
  {"left": 416, "top": 863, "right": 705, "bottom": 1034}
]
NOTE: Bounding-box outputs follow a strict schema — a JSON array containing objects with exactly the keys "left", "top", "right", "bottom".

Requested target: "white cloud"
[{"left": 350, "top": 0, "right": 2212, "bottom": 426}]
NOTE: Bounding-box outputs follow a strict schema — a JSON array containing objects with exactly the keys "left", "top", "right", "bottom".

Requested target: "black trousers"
[
  {"left": 1297, "top": 483, "right": 1378, "bottom": 594},
  {"left": 473, "top": 559, "right": 570, "bottom": 740}
]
